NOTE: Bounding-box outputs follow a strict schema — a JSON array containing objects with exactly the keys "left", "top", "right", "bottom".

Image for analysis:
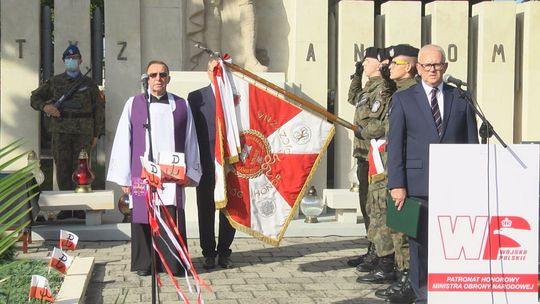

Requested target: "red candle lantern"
[{"left": 72, "top": 149, "right": 95, "bottom": 193}]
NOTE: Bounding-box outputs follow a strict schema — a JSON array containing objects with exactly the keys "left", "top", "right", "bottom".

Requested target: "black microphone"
[
  {"left": 443, "top": 74, "right": 467, "bottom": 87},
  {"left": 141, "top": 73, "right": 149, "bottom": 99}
]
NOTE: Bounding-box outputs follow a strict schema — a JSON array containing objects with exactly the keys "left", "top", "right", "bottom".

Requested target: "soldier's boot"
[
  {"left": 356, "top": 254, "right": 396, "bottom": 284},
  {"left": 347, "top": 242, "right": 374, "bottom": 267},
  {"left": 355, "top": 244, "right": 378, "bottom": 272},
  {"left": 386, "top": 271, "right": 416, "bottom": 304},
  {"left": 375, "top": 269, "right": 407, "bottom": 299}
]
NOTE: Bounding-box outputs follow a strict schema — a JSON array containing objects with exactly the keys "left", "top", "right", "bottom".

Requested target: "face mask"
[{"left": 64, "top": 58, "right": 79, "bottom": 72}]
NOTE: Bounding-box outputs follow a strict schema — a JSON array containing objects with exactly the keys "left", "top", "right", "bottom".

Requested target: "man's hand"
[
  {"left": 380, "top": 63, "right": 391, "bottom": 80},
  {"left": 43, "top": 104, "right": 60, "bottom": 117},
  {"left": 355, "top": 61, "right": 364, "bottom": 77},
  {"left": 121, "top": 186, "right": 130, "bottom": 194},
  {"left": 353, "top": 125, "right": 363, "bottom": 139},
  {"left": 391, "top": 188, "right": 407, "bottom": 211}
]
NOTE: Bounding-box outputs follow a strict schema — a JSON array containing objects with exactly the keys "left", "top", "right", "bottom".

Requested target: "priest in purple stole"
[{"left": 107, "top": 60, "right": 202, "bottom": 276}]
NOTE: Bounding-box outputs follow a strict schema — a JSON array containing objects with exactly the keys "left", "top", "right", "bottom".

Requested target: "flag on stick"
[
  {"left": 59, "top": 229, "right": 78, "bottom": 250},
  {"left": 212, "top": 58, "right": 335, "bottom": 245},
  {"left": 48, "top": 247, "right": 73, "bottom": 275},
  {"left": 28, "top": 275, "right": 55, "bottom": 303}
]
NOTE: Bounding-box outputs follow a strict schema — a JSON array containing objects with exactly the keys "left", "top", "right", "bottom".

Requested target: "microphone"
[
  {"left": 194, "top": 42, "right": 220, "bottom": 58},
  {"left": 141, "top": 73, "right": 149, "bottom": 99},
  {"left": 443, "top": 74, "right": 467, "bottom": 87}
]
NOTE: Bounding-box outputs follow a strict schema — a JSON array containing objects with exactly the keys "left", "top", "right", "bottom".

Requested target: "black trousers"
[
  {"left": 196, "top": 171, "right": 236, "bottom": 258},
  {"left": 408, "top": 197, "right": 429, "bottom": 304},
  {"left": 131, "top": 206, "right": 187, "bottom": 275}
]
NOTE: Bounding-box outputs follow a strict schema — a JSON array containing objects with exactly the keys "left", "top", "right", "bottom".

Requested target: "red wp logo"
[{"left": 438, "top": 216, "right": 531, "bottom": 260}]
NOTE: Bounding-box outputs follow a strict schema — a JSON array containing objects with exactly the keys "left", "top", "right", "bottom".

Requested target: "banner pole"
[{"left": 222, "top": 61, "right": 357, "bottom": 132}]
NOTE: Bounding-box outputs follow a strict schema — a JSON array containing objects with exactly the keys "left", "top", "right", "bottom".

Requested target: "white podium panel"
[{"left": 428, "top": 144, "right": 539, "bottom": 304}]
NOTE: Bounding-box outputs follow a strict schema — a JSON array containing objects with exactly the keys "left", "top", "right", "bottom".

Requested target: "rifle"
[{"left": 53, "top": 67, "right": 92, "bottom": 110}]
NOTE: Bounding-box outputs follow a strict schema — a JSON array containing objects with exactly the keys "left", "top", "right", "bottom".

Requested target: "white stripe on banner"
[{"left": 249, "top": 173, "right": 292, "bottom": 239}]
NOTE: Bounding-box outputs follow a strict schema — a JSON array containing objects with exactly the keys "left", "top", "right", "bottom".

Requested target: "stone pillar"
[
  {"left": 380, "top": 1, "right": 421, "bottom": 47},
  {"left": 335, "top": 0, "right": 374, "bottom": 189},
  {"left": 425, "top": 1, "right": 469, "bottom": 82},
  {"left": 104, "top": 0, "right": 142, "bottom": 202},
  {"left": 471, "top": 2, "right": 516, "bottom": 144},
  {"left": 140, "top": 0, "right": 185, "bottom": 71},
  {"left": 516, "top": 2, "right": 540, "bottom": 142},
  {"left": 54, "top": 0, "right": 92, "bottom": 74},
  {"left": 285, "top": 0, "right": 328, "bottom": 191},
  {"left": 0, "top": 0, "right": 40, "bottom": 169}
]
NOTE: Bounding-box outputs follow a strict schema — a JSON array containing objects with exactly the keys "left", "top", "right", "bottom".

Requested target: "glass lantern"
[
  {"left": 348, "top": 163, "right": 359, "bottom": 192},
  {"left": 300, "top": 186, "right": 324, "bottom": 223},
  {"left": 117, "top": 193, "right": 131, "bottom": 223},
  {"left": 72, "top": 149, "right": 95, "bottom": 193}
]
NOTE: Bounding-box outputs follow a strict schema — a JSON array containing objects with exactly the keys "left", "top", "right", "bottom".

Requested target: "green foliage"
[
  {"left": 0, "top": 139, "right": 38, "bottom": 257},
  {"left": 0, "top": 259, "right": 62, "bottom": 303}
]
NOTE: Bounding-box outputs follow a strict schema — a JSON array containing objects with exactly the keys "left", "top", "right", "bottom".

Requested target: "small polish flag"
[
  {"left": 28, "top": 275, "right": 55, "bottom": 302},
  {"left": 59, "top": 230, "right": 78, "bottom": 250},
  {"left": 48, "top": 247, "right": 73, "bottom": 275}
]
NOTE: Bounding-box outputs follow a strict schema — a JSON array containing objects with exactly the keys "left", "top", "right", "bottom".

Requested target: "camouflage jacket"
[
  {"left": 31, "top": 72, "right": 105, "bottom": 136},
  {"left": 349, "top": 76, "right": 389, "bottom": 160}
]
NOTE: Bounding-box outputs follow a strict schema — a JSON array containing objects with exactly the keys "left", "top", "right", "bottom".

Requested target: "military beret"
[
  {"left": 62, "top": 44, "right": 81, "bottom": 60},
  {"left": 388, "top": 44, "right": 419, "bottom": 58},
  {"left": 363, "top": 47, "right": 383, "bottom": 61}
]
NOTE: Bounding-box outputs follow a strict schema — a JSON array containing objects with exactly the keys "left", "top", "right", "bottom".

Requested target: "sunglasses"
[{"left": 148, "top": 72, "right": 169, "bottom": 79}]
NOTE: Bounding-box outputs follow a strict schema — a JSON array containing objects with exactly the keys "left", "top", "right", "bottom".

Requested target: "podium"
[{"left": 427, "top": 144, "right": 539, "bottom": 303}]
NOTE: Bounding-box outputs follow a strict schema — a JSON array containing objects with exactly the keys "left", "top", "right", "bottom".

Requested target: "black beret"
[
  {"left": 363, "top": 47, "right": 383, "bottom": 61},
  {"left": 388, "top": 44, "right": 419, "bottom": 58}
]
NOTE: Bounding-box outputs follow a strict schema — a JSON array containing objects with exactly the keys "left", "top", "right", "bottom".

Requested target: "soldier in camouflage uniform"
[
  {"left": 374, "top": 45, "right": 420, "bottom": 304},
  {"left": 354, "top": 47, "right": 397, "bottom": 284},
  {"left": 31, "top": 44, "right": 105, "bottom": 219},
  {"left": 345, "top": 47, "right": 378, "bottom": 268},
  {"left": 347, "top": 47, "right": 394, "bottom": 266}
]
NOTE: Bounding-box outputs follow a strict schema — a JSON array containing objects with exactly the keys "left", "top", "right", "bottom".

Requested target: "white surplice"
[{"left": 107, "top": 92, "right": 202, "bottom": 208}]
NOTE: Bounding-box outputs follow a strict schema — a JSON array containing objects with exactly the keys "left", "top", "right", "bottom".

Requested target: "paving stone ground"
[{"left": 18, "top": 236, "right": 389, "bottom": 304}]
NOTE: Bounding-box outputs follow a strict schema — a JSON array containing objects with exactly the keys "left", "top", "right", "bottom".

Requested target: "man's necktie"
[{"left": 431, "top": 88, "right": 442, "bottom": 136}]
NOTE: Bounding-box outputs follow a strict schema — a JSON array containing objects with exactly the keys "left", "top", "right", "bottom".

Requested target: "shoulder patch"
[{"left": 371, "top": 100, "right": 381, "bottom": 112}]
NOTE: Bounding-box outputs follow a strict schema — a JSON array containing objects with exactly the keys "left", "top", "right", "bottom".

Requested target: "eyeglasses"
[
  {"left": 390, "top": 60, "right": 409, "bottom": 66},
  {"left": 148, "top": 72, "right": 169, "bottom": 79},
  {"left": 418, "top": 63, "right": 446, "bottom": 71}
]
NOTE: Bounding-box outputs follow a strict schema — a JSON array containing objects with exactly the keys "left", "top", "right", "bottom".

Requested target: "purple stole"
[{"left": 130, "top": 93, "right": 187, "bottom": 224}]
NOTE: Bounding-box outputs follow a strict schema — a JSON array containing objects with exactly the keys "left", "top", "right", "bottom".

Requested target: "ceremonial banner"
[
  {"left": 28, "top": 275, "right": 55, "bottom": 303},
  {"left": 428, "top": 144, "right": 539, "bottom": 304},
  {"left": 213, "top": 60, "right": 335, "bottom": 245},
  {"left": 48, "top": 247, "right": 73, "bottom": 275},
  {"left": 59, "top": 230, "right": 78, "bottom": 250}
]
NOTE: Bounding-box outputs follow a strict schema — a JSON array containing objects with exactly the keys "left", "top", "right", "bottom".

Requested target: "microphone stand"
[
  {"left": 455, "top": 85, "right": 507, "bottom": 148},
  {"left": 142, "top": 83, "right": 159, "bottom": 304}
]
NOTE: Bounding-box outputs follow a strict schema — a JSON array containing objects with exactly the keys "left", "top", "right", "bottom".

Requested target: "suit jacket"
[
  {"left": 387, "top": 82, "right": 479, "bottom": 198},
  {"left": 188, "top": 85, "right": 216, "bottom": 176}
]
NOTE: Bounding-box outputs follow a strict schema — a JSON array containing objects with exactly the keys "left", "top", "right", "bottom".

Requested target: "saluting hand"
[{"left": 43, "top": 104, "right": 61, "bottom": 117}]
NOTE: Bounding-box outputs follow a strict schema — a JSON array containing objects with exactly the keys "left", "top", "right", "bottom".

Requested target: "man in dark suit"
[
  {"left": 188, "top": 58, "right": 236, "bottom": 269},
  {"left": 387, "top": 44, "right": 479, "bottom": 303}
]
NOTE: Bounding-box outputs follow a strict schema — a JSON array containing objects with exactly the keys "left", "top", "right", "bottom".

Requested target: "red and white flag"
[
  {"left": 48, "top": 247, "right": 73, "bottom": 275},
  {"left": 59, "top": 230, "right": 78, "bottom": 250},
  {"left": 28, "top": 275, "right": 55, "bottom": 303},
  {"left": 212, "top": 59, "right": 335, "bottom": 245}
]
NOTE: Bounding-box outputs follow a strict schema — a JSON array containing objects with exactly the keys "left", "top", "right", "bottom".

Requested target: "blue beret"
[{"left": 62, "top": 44, "right": 81, "bottom": 60}]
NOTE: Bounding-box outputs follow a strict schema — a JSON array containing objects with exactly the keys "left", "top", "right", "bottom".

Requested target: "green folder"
[{"left": 386, "top": 193, "right": 421, "bottom": 238}]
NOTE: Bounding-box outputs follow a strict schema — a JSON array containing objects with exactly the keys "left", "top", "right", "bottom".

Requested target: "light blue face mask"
[{"left": 64, "top": 58, "right": 79, "bottom": 72}]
